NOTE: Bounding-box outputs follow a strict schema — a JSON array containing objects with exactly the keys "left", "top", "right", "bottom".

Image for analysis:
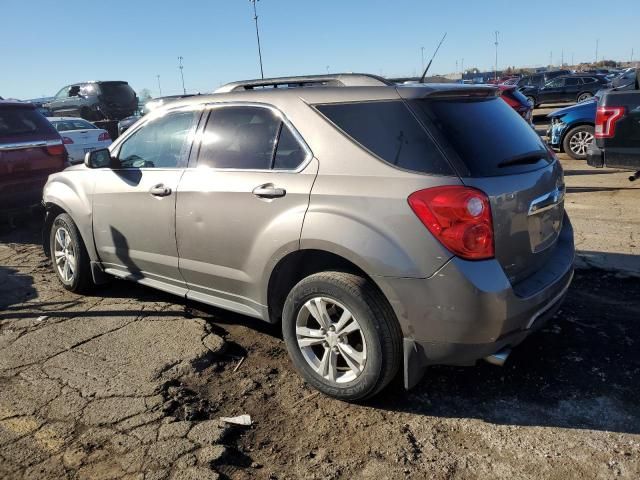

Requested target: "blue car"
[{"left": 547, "top": 99, "right": 596, "bottom": 159}]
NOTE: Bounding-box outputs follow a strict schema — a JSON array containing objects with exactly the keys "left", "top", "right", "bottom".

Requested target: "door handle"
[
  {"left": 149, "top": 184, "right": 172, "bottom": 197},
  {"left": 252, "top": 184, "right": 286, "bottom": 199}
]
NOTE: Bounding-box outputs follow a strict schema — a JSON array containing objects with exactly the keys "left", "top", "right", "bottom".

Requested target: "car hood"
[{"left": 547, "top": 99, "right": 596, "bottom": 119}]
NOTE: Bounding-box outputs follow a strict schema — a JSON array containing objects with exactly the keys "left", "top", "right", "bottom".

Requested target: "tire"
[
  {"left": 49, "top": 213, "right": 93, "bottom": 293},
  {"left": 526, "top": 95, "right": 536, "bottom": 109},
  {"left": 577, "top": 92, "right": 593, "bottom": 103},
  {"left": 562, "top": 125, "right": 595, "bottom": 160},
  {"left": 282, "top": 271, "right": 402, "bottom": 401}
]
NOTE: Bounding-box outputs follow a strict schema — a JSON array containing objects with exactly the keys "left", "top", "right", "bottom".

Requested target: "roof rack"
[{"left": 215, "top": 73, "right": 391, "bottom": 93}]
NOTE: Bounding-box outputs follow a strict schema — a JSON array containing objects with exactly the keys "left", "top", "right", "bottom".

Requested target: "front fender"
[{"left": 43, "top": 172, "right": 98, "bottom": 263}]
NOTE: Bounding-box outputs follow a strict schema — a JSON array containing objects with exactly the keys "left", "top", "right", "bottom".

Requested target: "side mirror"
[{"left": 84, "top": 148, "right": 112, "bottom": 168}]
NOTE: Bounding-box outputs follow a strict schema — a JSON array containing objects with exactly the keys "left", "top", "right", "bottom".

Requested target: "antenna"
[{"left": 419, "top": 32, "right": 447, "bottom": 83}]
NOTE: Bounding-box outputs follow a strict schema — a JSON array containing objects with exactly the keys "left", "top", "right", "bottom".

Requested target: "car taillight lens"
[
  {"left": 62, "top": 136, "right": 74, "bottom": 144},
  {"left": 98, "top": 131, "right": 111, "bottom": 141},
  {"left": 408, "top": 186, "right": 494, "bottom": 260},
  {"left": 45, "top": 143, "right": 66, "bottom": 155},
  {"left": 595, "top": 106, "right": 625, "bottom": 138}
]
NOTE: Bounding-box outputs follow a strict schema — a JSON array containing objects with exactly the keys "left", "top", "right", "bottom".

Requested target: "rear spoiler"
[{"left": 396, "top": 84, "right": 498, "bottom": 100}]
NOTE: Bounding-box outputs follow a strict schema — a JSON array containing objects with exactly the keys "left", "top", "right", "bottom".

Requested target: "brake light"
[
  {"left": 595, "top": 106, "right": 625, "bottom": 138},
  {"left": 98, "top": 131, "right": 111, "bottom": 141},
  {"left": 62, "top": 136, "right": 74, "bottom": 144},
  {"left": 408, "top": 186, "right": 494, "bottom": 260},
  {"left": 45, "top": 143, "right": 66, "bottom": 156}
]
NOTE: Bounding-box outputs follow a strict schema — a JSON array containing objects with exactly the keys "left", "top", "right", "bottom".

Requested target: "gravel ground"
[{"left": 1, "top": 149, "right": 639, "bottom": 479}]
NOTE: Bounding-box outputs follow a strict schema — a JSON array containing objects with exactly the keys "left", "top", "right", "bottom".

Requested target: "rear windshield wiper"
[{"left": 497, "top": 150, "right": 549, "bottom": 168}]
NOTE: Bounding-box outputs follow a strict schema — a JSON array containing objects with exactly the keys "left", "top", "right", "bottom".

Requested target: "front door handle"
[
  {"left": 252, "top": 184, "right": 286, "bottom": 199},
  {"left": 149, "top": 184, "right": 172, "bottom": 197}
]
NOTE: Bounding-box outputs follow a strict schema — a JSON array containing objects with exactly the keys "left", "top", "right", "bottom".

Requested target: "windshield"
[{"left": 51, "top": 119, "right": 97, "bottom": 131}]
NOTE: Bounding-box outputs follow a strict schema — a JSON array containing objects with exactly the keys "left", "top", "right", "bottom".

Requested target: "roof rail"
[{"left": 215, "top": 73, "right": 391, "bottom": 93}]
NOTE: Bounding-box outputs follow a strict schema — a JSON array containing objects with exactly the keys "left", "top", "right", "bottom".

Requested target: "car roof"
[
  {"left": 0, "top": 100, "right": 36, "bottom": 108},
  {"left": 47, "top": 116, "right": 93, "bottom": 121}
]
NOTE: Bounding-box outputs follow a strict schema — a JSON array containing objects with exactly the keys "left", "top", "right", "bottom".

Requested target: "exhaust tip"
[{"left": 484, "top": 347, "right": 511, "bottom": 367}]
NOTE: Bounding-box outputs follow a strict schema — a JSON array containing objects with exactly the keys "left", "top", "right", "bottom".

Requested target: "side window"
[
  {"left": 80, "top": 84, "right": 97, "bottom": 96},
  {"left": 198, "top": 106, "right": 280, "bottom": 169},
  {"left": 545, "top": 78, "right": 563, "bottom": 88},
  {"left": 68, "top": 85, "right": 81, "bottom": 97},
  {"left": 583, "top": 77, "right": 597, "bottom": 84},
  {"left": 565, "top": 78, "right": 581, "bottom": 86},
  {"left": 273, "top": 124, "right": 307, "bottom": 170},
  {"left": 117, "top": 109, "right": 198, "bottom": 169}
]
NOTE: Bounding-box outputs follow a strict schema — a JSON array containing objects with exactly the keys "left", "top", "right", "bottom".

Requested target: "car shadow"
[
  {"left": 370, "top": 269, "right": 640, "bottom": 434},
  {"left": 567, "top": 186, "right": 639, "bottom": 193},
  {"left": 0, "top": 266, "right": 38, "bottom": 312}
]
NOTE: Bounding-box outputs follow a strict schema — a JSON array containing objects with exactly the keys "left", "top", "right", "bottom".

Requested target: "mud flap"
[{"left": 403, "top": 338, "right": 428, "bottom": 390}]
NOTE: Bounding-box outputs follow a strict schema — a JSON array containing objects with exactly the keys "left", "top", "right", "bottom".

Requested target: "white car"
[{"left": 48, "top": 117, "right": 112, "bottom": 164}]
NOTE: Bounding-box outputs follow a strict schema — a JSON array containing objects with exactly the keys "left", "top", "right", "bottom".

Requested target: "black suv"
[
  {"left": 45, "top": 81, "right": 137, "bottom": 121},
  {"left": 517, "top": 70, "right": 571, "bottom": 89},
  {"left": 521, "top": 74, "right": 610, "bottom": 108}
]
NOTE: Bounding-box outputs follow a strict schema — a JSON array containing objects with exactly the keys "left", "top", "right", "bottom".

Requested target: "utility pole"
[
  {"left": 156, "top": 75, "right": 162, "bottom": 97},
  {"left": 461, "top": 58, "right": 464, "bottom": 74},
  {"left": 249, "top": 0, "right": 264, "bottom": 79},
  {"left": 326, "top": 65, "right": 330, "bottom": 74},
  {"left": 571, "top": 52, "right": 574, "bottom": 66},
  {"left": 494, "top": 31, "right": 499, "bottom": 81},
  {"left": 631, "top": 48, "right": 634, "bottom": 63},
  {"left": 549, "top": 51, "right": 553, "bottom": 67},
  {"left": 178, "top": 56, "right": 186, "bottom": 95},
  {"left": 595, "top": 39, "right": 599, "bottom": 64},
  {"left": 561, "top": 50, "right": 564, "bottom": 67},
  {"left": 421, "top": 46, "right": 425, "bottom": 73}
]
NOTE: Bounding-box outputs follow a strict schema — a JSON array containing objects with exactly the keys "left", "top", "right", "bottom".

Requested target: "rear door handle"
[
  {"left": 149, "top": 184, "right": 172, "bottom": 197},
  {"left": 252, "top": 184, "right": 286, "bottom": 199}
]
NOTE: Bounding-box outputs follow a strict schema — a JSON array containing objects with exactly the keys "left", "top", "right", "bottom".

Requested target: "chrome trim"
[
  {"left": 483, "top": 348, "right": 511, "bottom": 367},
  {"left": 528, "top": 184, "right": 565, "bottom": 216},
  {"left": 0, "top": 139, "right": 63, "bottom": 151}
]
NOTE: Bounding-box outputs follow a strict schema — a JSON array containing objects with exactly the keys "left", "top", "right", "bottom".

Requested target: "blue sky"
[{"left": 2, "top": 0, "right": 638, "bottom": 99}]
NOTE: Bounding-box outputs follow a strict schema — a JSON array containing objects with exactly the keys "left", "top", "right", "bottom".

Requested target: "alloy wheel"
[
  {"left": 295, "top": 297, "right": 367, "bottom": 384},
  {"left": 578, "top": 93, "right": 592, "bottom": 102},
  {"left": 569, "top": 130, "right": 594, "bottom": 156},
  {"left": 53, "top": 227, "right": 76, "bottom": 283}
]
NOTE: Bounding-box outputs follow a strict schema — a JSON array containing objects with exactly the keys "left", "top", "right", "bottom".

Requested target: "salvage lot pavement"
[{"left": 1, "top": 155, "right": 639, "bottom": 479}]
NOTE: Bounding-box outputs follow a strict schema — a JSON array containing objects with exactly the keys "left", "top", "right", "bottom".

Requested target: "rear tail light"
[
  {"left": 408, "top": 186, "right": 494, "bottom": 260},
  {"left": 45, "top": 141, "right": 66, "bottom": 156},
  {"left": 62, "top": 136, "right": 74, "bottom": 144},
  {"left": 595, "top": 106, "right": 625, "bottom": 138},
  {"left": 98, "top": 131, "right": 111, "bottom": 141}
]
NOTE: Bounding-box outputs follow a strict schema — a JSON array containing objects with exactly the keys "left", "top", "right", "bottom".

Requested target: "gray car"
[{"left": 42, "top": 74, "right": 574, "bottom": 401}]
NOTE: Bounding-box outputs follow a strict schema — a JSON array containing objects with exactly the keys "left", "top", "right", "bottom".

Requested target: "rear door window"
[
  {"left": 565, "top": 78, "right": 581, "bottom": 86},
  {"left": 315, "top": 100, "right": 453, "bottom": 175},
  {"left": 411, "top": 97, "right": 552, "bottom": 177}
]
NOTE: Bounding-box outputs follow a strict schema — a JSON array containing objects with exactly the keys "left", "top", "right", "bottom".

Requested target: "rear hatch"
[
  {"left": 96, "top": 81, "right": 137, "bottom": 117},
  {"left": 0, "top": 103, "right": 67, "bottom": 201},
  {"left": 407, "top": 90, "right": 565, "bottom": 285}
]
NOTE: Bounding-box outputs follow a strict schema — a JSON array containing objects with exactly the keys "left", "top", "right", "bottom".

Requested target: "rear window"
[
  {"left": 315, "top": 101, "right": 453, "bottom": 175},
  {"left": 0, "top": 106, "right": 57, "bottom": 139},
  {"left": 411, "top": 97, "right": 552, "bottom": 177},
  {"left": 51, "top": 119, "right": 96, "bottom": 131},
  {"left": 97, "top": 82, "right": 136, "bottom": 103}
]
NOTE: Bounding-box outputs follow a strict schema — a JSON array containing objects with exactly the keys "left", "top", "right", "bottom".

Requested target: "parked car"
[
  {"left": 48, "top": 117, "right": 112, "bottom": 164},
  {"left": 587, "top": 78, "right": 640, "bottom": 178},
  {"left": 520, "top": 74, "right": 610, "bottom": 108},
  {"left": 45, "top": 81, "right": 137, "bottom": 121},
  {"left": 547, "top": 100, "right": 596, "bottom": 159},
  {"left": 42, "top": 74, "right": 574, "bottom": 401},
  {"left": 117, "top": 94, "right": 197, "bottom": 135},
  {"left": 612, "top": 68, "right": 637, "bottom": 88},
  {"left": 517, "top": 70, "right": 571, "bottom": 89},
  {"left": 0, "top": 101, "right": 68, "bottom": 212},
  {"left": 497, "top": 85, "right": 533, "bottom": 123}
]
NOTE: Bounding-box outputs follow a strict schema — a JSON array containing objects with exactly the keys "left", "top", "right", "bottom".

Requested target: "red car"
[
  {"left": 0, "top": 101, "right": 68, "bottom": 212},
  {"left": 497, "top": 85, "right": 533, "bottom": 123}
]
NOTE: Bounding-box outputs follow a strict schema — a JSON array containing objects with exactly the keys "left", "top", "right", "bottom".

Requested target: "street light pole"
[
  {"left": 178, "top": 56, "right": 186, "bottom": 95},
  {"left": 421, "top": 46, "right": 425, "bottom": 73},
  {"left": 494, "top": 31, "right": 499, "bottom": 81},
  {"left": 249, "top": 0, "right": 264, "bottom": 79},
  {"left": 595, "top": 39, "right": 599, "bottom": 64},
  {"left": 156, "top": 75, "right": 162, "bottom": 97}
]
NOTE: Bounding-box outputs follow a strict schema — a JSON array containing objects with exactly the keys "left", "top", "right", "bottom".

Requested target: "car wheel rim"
[
  {"left": 53, "top": 227, "right": 76, "bottom": 283},
  {"left": 295, "top": 297, "right": 367, "bottom": 384},
  {"left": 578, "top": 94, "right": 591, "bottom": 102},
  {"left": 569, "top": 131, "right": 594, "bottom": 156}
]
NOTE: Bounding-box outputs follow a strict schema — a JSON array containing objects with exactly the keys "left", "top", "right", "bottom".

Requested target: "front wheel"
[
  {"left": 526, "top": 95, "right": 537, "bottom": 109},
  {"left": 577, "top": 92, "right": 593, "bottom": 103},
  {"left": 50, "top": 213, "right": 93, "bottom": 292},
  {"left": 562, "top": 125, "right": 595, "bottom": 160},
  {"left": 282, "top": 272, "right": 402, "bottom": 401}
]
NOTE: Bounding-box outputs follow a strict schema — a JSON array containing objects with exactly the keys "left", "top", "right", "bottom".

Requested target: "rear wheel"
[
  {"left": 562, "top": 125, "right": 595, "bottom": 160},
  {"left": 282, "top": 272, "right": 402, "bottom": 401},
  {"left": 526, "top": 95, "right": 537, "bottom": 108},
  {"left": 577, "top": 92, "right": 593, "bottom": 103},
  {"left": 50, "top": 213, "right": 93, "bottom": 292}
]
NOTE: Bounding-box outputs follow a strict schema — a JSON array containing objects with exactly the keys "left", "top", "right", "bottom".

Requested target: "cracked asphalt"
[{"left": 1, "top": 152, "right": 639, "bottom": 480}]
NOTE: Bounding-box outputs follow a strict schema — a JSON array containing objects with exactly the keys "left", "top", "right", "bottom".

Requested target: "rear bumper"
[
  {"left": 586, "top": 143, "right": 604, "bottom": 168},
  {"left": 0, "top": 176, "right": 50, "bottom": 211},
  {"left": 376, "top": 216, "right": 575, "bottom": 389}
]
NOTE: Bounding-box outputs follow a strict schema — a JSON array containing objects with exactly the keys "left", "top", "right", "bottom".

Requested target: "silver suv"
[{"left": 43, "top": 74, "right": 574, "bottom": 401}]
